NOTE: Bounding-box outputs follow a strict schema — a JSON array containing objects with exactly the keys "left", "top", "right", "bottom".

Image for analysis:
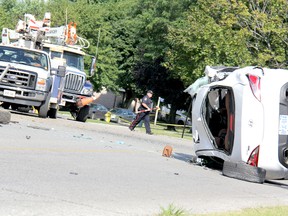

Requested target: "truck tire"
[
  {"left": 0, "top": 108, "right": 11, "bottom": 123},
  {"left": 48, "top": 108, "right": 57, "bottom": 119},
  {"left": 76, "top": 105, "right": 89, "bottom": 122},
  {"left": 222, "top": 161, "right": 266, "bottom": 184},
  {"left": 38, "top": 92, "right": 51, "bottom": 118},
  {"left": 1, "top": 102, "right": 10, "bottom": 109},
  {"left": 11, "top": 104, "right": 19, "bottom": 111}
]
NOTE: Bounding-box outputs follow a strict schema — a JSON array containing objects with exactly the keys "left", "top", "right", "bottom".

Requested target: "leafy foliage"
[
  {"left": 0, "top": 0, "right": 288, "bottom": 117},
  {"left": 158, "top": 204, "right": 189, "bottom": 216},
  {"left": 167, "top": 0, "right": 288, "bottom": 85}
]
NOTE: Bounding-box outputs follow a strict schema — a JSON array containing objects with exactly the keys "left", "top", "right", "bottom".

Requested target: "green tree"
[
  {"left": 167, "top": 0, "right": 288, "bottom": 86},
  {"left": 131, "top": 0, "right": 193, "bottom": 126},
  {"left": 84, "top": 0, "right": 139, "bottom": 92}
]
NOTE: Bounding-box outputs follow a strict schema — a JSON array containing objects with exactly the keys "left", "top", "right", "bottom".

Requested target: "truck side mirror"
[
  {"left": 57, "top": 65, "right": 66, "bottom": 77},
  {"left": 89, "top": 57, "right": 96, "bottom": 76}
]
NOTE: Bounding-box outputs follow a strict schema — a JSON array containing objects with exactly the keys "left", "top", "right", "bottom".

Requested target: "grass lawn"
[
  {"left": 88, "top": 116, "right": 192, "bottom": 140},
  {"left": 156, "top": 205, "right": 288, "bottom": 216},
  {"left": 58, "top": 110, "right": 192, "bottom": 140}
]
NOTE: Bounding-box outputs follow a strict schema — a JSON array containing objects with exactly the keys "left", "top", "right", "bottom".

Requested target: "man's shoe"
[
  {"left": 146, "top": 132, "right": 153, "bottom": 135},
  {"left": 129, "top": 127, "right": 134, "bottom": 131}
]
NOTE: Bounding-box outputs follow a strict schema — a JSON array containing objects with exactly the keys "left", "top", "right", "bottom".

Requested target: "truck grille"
[
  {"left": 0, "top": 68, "right": 36, "bottom": 89},
  {"left": 64, "top": 73, "right": 85, "bottom": 93}
]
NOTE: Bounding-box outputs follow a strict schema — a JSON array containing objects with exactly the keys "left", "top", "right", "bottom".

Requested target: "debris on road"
[
  {"left": 27, "top": 125, "right": 51, "bottom": 131},
  {"left": 188, "top": 156, "right": 207, "bottom": 166},
  {"left": 69, "top": 172, "right": 79, "bottom": 175},
  {"left": 222, "top": 161, "right": 266, "bottom": 184},
  {"left": 162, "top": 145, "right": 173, "bottom": 157},
  {"left": 73, "top": 134, "right": 92, "bottom": 140}
]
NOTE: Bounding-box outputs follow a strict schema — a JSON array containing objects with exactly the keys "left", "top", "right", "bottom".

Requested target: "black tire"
[
  {"left": 222, "top": 161, "right": 266, "bottom": 184},
  {"left": 11, "top": 104, "right": 18, "bottom": 110},
  {"left": 76, "top": 105, "right": 89, "bottom": 122},
  {"left": 38, "top": 92, "right": 51, "bottom": 118},
  {"left": 1, "top": 102, "right": 10, "bottom": 109},
  {"left": 48, "top": 108, "right": 57, "bottom": 119},
  {"left": 17, "top": 106, "right": 30, "bottom": 113}
]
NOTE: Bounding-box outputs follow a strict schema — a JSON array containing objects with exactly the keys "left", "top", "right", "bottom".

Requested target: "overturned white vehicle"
[{"left": 186, "top": 66, "right": 288, "bottom": 182}]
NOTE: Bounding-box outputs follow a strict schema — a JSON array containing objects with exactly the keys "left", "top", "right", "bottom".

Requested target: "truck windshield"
[
  {"left": 0, "top": 46, "right": 48, "bottom": 70},
  {"left": 63, "top": 51, "right": 84, "bottom": 71},
  {"left": 42, "top": 47, "right": 84, "bottom": 71}
]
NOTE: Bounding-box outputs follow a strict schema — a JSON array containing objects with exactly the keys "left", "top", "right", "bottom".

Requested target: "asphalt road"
[{"left": 1, "top": 112, "right": 288, "bottom": 216}]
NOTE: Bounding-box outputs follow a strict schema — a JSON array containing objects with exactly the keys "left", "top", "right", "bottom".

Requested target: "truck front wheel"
[
  {"left": 76, "top": 105, "right": 89, "bottom": 122},
  {"left": 1, "top": 102, "right": 10, "bottom": 109},
  {"left": 48, "top": 108, "right": 57, "bottom": 119}
]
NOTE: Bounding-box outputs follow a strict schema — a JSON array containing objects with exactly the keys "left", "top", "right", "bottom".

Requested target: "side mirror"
[
  {"left": 89, "top": 57, "right": 96, "bottom": 76},
  {"left": 57, "top": 66, "right": 66, "bottom": 77}
]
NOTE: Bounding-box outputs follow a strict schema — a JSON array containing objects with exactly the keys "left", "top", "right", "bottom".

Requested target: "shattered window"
[{"left": 202, "top": 87, "right": 235, "bottom": 154}]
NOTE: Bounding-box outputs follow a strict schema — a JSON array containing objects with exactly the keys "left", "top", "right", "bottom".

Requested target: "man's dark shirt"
[{"left": 138, "top": 95, "right": 152, "bottom": 111}]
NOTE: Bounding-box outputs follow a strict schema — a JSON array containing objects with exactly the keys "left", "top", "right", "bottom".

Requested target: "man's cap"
[{"left": 147, "top": 90, "right": 153, "bottom": 94}]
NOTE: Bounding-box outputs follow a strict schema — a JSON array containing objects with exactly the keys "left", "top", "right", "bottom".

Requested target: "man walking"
[{"left": 129, "top": 90, "right": 155, "bottom": 135}]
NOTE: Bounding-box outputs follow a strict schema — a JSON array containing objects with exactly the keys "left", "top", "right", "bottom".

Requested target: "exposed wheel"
[
  {"left": 222, "top": 161, "right": 266, "bottom": 184},
  {"left": 38, "top": 92, "right": 51, "bottom": 118},
  {"left": 48, "top": 108, "right": 57, "bottom": 119},
  {"left": 76, "top": 105, "right": 89, "bottom": 122}
]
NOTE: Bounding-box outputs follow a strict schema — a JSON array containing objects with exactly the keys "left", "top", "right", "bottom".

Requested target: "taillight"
[
  {"left": 247, "top": 74, "right": 261, "bottom": 101},
  {"left": 247, "top": 145, "right": 260, "bottom": 166}
]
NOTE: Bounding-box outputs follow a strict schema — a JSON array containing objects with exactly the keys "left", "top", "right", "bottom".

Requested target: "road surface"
[{"left": 0, "top": 112, "right": 288, "bottom": 216}]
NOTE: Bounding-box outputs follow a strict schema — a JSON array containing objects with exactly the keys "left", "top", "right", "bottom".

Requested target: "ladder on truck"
[
  {"left": 1, "top": 12, "right": 90, "bottom": 50},
  {"left": 1, "top": 13, "right": 51, "bottom": 49}
]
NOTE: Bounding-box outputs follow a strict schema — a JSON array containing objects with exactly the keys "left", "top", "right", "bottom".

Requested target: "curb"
[{"left": 0, "top": 108, "right": 11, "bottom": 124}]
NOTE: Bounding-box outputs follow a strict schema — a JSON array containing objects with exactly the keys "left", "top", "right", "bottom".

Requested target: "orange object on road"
[{"left": 162, "top": 145, "right": 173, "bottom": 157}]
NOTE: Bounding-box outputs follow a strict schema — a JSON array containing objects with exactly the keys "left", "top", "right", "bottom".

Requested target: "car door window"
[{"left": 202, "top": 87, "right": 235, "bottom": 154}]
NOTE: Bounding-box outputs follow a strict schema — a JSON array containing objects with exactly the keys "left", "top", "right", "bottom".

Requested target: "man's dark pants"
[{"left": 129, "top": 112, "right": 151, "bottom": 133}]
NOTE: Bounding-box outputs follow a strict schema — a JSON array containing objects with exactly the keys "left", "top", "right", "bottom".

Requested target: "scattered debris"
[
  {"left": 174, "top": 173, "right": 179, "bottom": 175},
  {"left": 162, "top": 145, "right": 173, "bottom": 157},
  {"left": 27, "top": 125, "right": 50, "bottom": 131},
  {"left": 116, "top": 141, "right": 124, "bottom": 145},
  {"left": 69, "top": 172, "right": 78, "bottom": 175},
  {"left": 26, "top": 135, "right": 31, "bottom": 139},
  {"left": 73, "top": 134, "right": 92, "bottom": 140},
  {"left": 188, "top": 156, "right": 206, "bottom": 166}
]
